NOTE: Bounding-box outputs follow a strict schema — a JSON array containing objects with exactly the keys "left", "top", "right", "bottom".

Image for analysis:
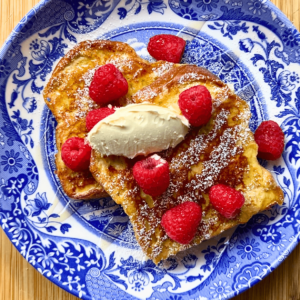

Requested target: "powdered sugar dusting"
[
  {"left": 171, "top": 109, "right": 230, "bottom": 173},
  {"left": 74, "top": 67, "right": 99, "bottom": 119},
  {"left": 152, "top": 62, "right": 174, "bottom": 77},
  {"left": 189, "top": 126, "right": 243, "bottom": 192},
  {"left": 151, "top": 154, "right": 161, "bottom": 160},
  {"left": 129, "top": 104, "right": 252, "bottom": 259},
  {"left": 83, "top": 66, "right": 98, "bottom": 86},
  {"left": 133, "top": 86, "right": 157, "bottom": 102},
  {"left": 151, "top": 154, "right": 166, "bottom": 168},
  {"left": 178, "top": 72, "right": 202, "bottom": 84},
  {"left": 106, "top": 56, "right": 134, "bottom": 72}
]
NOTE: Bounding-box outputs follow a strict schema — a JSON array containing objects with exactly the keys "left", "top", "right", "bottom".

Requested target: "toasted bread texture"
[
  {"left": 90, "top": 65, "right": 284, "bottom": 263},
  {"left": 43, "top": 40, "right": 174, "bottom": 199}
]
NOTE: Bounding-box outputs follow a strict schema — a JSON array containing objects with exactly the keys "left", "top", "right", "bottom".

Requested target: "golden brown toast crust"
[
  {"left": 90, "top": 65, "right": 284, "bottom": 263},
  {"left": 43, "top": 40, "right": 174, "bottom": 199}
]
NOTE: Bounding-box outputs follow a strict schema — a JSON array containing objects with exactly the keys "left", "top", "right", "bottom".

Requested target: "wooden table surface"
[{"left": 0, "top": 0, "right": 300, "bottom": 299}]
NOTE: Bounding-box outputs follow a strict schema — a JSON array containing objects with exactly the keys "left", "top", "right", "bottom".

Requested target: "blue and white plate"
[{"left": 1, "top": 0, "right": 300, "bottom": 299}]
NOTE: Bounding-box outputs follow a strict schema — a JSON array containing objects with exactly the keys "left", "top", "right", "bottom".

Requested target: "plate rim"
[{"left": 0, "top": 0, "right": 299, "bottom": 299}]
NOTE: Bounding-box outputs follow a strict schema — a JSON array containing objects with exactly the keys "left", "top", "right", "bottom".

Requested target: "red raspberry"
[
  {"left": 178, "top": 85, "right": 212, "bottom": 127},
  {"left": 86, "top": 107, "right": 116, "bottom": 131},
  {"left": 89, "top": 64, "right": 128, "bottom": 105},
  {"left": 147, "top": 34, "right": 186, "bottom": 63},
  {"left": 161, "top": 202, "right": 202, "bottom": 244},
  {"left": 209, "top": 184, "right": 245, "bottom": 219},
  {"left": 254, "top": 120, "right": 284, "bottom": 160},
  {"left": 61, "top": 137, "right": 92, "bottom": 172},
  {"left": 132, "top": 154, "right": 170, "bottom": 197}
]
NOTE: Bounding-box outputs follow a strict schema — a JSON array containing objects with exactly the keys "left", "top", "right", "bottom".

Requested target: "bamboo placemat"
[{"left": 0, "top": 0, "right": 299, "bottom": 299}]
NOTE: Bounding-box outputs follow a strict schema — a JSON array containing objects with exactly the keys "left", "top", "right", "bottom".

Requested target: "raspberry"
[
  {"left": 86, "top": 107, "right": 116, "bottom": 131},
  {"left": 254, "top": 120, "right": 284, "bottom": 160},
  {"left": 178, "top": 85, "right": 212, "bottom": 127},
  {"left": 61, "top": 137, "right": 92, "bottom": 172},
  {"left": 147, "top": 34, "right": 186, "bottom": 63},
  {"left": 209, "top": 184, "right": 245, "bottom": 219},
  {"left": 89, "top": 64, "right": 128, "bottom": 105},
  {"left": 161, "top": 202, "right": 202, "bottom": 244},
  {"left": 132, "top": 154, "right": 170, "bottom": 197}
]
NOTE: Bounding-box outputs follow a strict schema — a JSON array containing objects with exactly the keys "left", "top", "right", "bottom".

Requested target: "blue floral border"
[{"left": 0, "top": 0, "right": 300, "bottom": 299}]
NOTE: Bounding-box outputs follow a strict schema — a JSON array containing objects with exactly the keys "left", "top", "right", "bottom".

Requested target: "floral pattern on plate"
[{"left": 0, "top": 0, "right": 300, "bottom": 299}]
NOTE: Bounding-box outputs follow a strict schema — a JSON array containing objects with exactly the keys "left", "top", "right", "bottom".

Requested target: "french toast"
[
  {"left": 89, "top": 65, "right": 284, "bottom": 263},
  {"left": 43, "top": 40, "right": 174, "bottom": 199}
]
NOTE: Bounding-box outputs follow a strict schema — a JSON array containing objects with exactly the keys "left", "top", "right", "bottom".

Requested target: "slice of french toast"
[
  {"left": 43, "top": 40, "right": 174, "bottom": 199},
  {"left": 90, "top": 65, "right": 284, "bottom": 263}
]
